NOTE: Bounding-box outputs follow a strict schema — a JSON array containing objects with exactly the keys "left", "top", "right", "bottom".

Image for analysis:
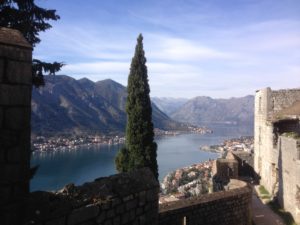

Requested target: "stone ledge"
[
  {"left": 0, "top": 28, "right": 31, "bottom": 49},
  {"left": 159, "top": 179, "right": 251, "bottom": 213}
]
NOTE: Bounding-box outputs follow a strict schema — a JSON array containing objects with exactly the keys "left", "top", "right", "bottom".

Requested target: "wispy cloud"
[{"left": 34, "top": 0, "right": 300, "bottom": 98}]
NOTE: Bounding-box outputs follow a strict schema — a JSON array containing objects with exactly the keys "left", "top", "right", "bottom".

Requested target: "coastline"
[
  {"left": 31, "top": 126, "right": 213, "bottom": 153},
  {"left": 200, "top": 136, "right": 254, "bottom": 154}
]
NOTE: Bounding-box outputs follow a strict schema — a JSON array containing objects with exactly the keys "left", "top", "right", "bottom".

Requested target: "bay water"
[{"left": 31, "top": 124, "right": 253, "bottom": 191}]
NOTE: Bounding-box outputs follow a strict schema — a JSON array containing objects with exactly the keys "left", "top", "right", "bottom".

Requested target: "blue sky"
[{"left": 35, "top": 0, "right": 300, "bottom": 98}]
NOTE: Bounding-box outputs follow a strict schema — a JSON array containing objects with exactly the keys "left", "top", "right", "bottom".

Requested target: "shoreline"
[
  {"left": 32, "top": 127, "right": 213, "bottom": 153},
  {"left": 200, "top": 136, "right": 254, "bottom": 154}
]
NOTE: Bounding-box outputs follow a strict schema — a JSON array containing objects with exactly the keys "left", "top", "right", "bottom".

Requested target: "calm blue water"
[{"left": 31, "top": 124, "right": 253, "bottom": 191}]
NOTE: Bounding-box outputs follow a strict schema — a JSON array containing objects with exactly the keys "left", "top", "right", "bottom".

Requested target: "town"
[
  {"left": 201, "top": 136, "right": 254, "bottom": 154},
  {"left": 32, "top": 126, "right": 213, "bottom": 153},
  {"left": 159, "top": 136, "right": 254, "bottom": 204},
  {"left": 160, "top": 160, "right": 214, "bottom": 204}
]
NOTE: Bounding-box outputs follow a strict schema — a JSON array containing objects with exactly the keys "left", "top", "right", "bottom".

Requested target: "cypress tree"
[{"left": 115, "top": 34, "right": 158, "bottom": 180}]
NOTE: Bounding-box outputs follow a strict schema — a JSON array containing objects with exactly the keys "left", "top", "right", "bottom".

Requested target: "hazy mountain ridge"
[
  {"left": 151, "top": 97, "right": 189, "bottom": 115},
  {"left": 154, "top": 95, "right": 254, "bottom": 125},
  {"left": 31, "top": 75, "right": 182, "bottom": 136}
]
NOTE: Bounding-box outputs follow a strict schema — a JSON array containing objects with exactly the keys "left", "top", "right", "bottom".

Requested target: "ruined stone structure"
[
  {"left": 254, "top": 87, "right": 300, "bottom": 223},
  {"left": 0, "top": 28, "right": 253, "bottom": 225},
  {"left": 0, "top": 27, "right": 33, "bottom": 224},
  {"left": 22, "top": 168, "right": 159, "bottom": 225},
  {"left": 159, "top": 179, "right": 252, "bottom": 225}
]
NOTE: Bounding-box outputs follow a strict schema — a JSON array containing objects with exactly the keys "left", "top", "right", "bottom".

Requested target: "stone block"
[
  {"left": 0, "top": 107, "right": 3, "bottom": 128},
  {"left": 96, "top": 211, "right": 106, "bottom": 223},
  {"left": 126, "top": 199, "right": 137, "bottom": 210},
  {"left": 12, "top": 181, "right": 29, "bottom": 198},
  {"left": 0, "top": 129, "right": 19, "bottom": 148},
  {"left": 0, "top": 44, "right": 32, "bottom": 62},
  {"left": 0, "top": 148, "right": 5, "bottom": 163},
  {"left": 4, "top": 107, "right": 31, "bottom": 130},
  {"left": 106, "top": 209, "right": 115, "bottom": 218},
  {"left": 45, "top": 217, "right": 66, "bottom": 225},
  {"left": 0, "top": 164, "right": 28, "bottom": 183},
  {"left": 7, "top": 60, "right": 32, "bottom": 84},
  {"left": 121, "top": 211, "right": 130, "bottom": 224},
  {"left": 123, "top": 194, "right": 134, "bottom": 202},
  {"left": 113, "top": 216, "right": 120, "bottom": 225},
  {"left": 0, "top": 185, "right": 12, "bottom": 202},
  {"left": 6, "top": 145, "right": 30, "bottom": 163},
  {"left": 146, "top": 188, "right": 158, "bottom": 201},
  {"left": 104, "top": 220, "right": 112, "bottom": 225},
  {"left": 116, "top": 204, "right": 125, "bottom": 215},
  {"left": 67, "top": 205, "right": 99, "bottom": 225},
  {"left": 136, "top": 207, "right": 144, "bottom": 216},
  {"left": 0, "top": 84, "right": 31, "bottom": 106},
  {"left": 0, "top": 59, "right": 4, "bottom": 82}
]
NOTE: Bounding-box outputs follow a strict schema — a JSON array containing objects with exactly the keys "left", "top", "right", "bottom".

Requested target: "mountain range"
[
  {"left": 151, "top": 97, "right": 189, "bottom": 115},
  {"left": 31, "top": 75, "right": 182, "bottom": 136},
  {"left": 155, "top": 95, "right": 254, "bottom": 125},
  {"left": 31, "top": 75, "right": 254, "bottom": 136}
]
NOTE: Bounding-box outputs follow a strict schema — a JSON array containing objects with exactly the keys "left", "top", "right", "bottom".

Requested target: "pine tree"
[
  {"left": 0, "top": 0, "right": 64, "bottom": 87},
  {"left": 115, "top": 34, "right": 158, "bottom": 179}
]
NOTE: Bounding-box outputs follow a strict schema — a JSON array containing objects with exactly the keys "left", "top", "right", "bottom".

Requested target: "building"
[{"left": 254, "top": 87, "right": 300, "bottom": 223}]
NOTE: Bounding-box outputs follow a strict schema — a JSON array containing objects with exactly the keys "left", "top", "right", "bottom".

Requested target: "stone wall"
[
  {"left": 272, "top": 89, "right": 300, "bottom": 113},
  {"left": 159, "top": 179, "right": 252, "bottom": 225},
  {"left": 277, "top": 136, "right": 300, "bottom": 224},
  {"left": 254, "top": 87, "right": 300, "bottom": 224},
  {"left": 21, "top": 168, "right": 159, "bottom": 225},
  {"left": 232, "top": 152, "right": 256, "bottom": 179},
  {"left": 213, "top": 157, "right": 238, "bottom": 184},
  {"left": 0, "top": 28, "right": 32, "bottom": 224}
]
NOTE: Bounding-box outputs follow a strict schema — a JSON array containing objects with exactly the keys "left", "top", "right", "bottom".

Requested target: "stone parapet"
[
  {"left": 20, "top": 168, "right": 159, "bottom": 225},
  {"left": 159, "top": 179, "right": 252, "bottom": 225}
]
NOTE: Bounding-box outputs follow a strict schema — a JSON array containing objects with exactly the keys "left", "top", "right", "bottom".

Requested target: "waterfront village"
[
  {"left": 31, "top": 126, "right": 212, "bottom": 153},
  {"left": 159, "top": 136, "right": 254, "bottom": 204}
]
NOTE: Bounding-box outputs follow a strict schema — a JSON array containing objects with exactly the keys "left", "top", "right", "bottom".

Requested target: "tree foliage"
[
  {"left": 0, "top": 0, "right": 64, "bottom": 86},
  {"left": 115, "top": 34, "right": 158, "bottom": 179}
]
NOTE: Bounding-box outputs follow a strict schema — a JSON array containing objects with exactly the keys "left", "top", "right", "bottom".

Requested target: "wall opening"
[
  {"left": 182, "top": 216, "right": 187, "bottom": 225},
  {"left": 297, "top": 146, "right": 300, "bottom": 161},
  {"left": 258, "top": 96, "right": 262, "bottom": 112}
]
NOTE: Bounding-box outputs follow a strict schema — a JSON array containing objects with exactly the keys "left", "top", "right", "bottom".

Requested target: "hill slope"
[
  {"left": 151, "top": 97, "right": 189, "bottom": 115},
  {"left": 31, "top": 75, "right": 182, "bottom": 136},
  {"left": 170, "top": 95, "right": 254, "bottom": 125}
]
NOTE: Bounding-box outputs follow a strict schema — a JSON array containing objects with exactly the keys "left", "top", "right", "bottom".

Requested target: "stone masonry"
[
  {"left": 159, "top": 179, "right": 252, "bottom": 225},
  {"left": 254, "top": 87, "right": 300, "bottom": 223},
  {"left": 21, "top": 168, "right": 159, "bottom": 225},
  {"left": 0, "top": 27, "right": 32, "bottom": 224}
]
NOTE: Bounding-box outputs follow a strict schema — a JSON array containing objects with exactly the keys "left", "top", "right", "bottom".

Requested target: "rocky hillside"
[
  {"left": 151, "top": 97, "right": 188, "bottom": 115},
  {"left": 170, "top": 95, "right": 254, "bottom": 125},
  {"left": 31, "top": 75, "right": 183, "bottom": 136}
]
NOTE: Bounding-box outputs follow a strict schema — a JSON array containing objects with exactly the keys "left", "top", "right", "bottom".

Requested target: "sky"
[{"left": 34, "top": 0, "right": 300, "bottom": 98}]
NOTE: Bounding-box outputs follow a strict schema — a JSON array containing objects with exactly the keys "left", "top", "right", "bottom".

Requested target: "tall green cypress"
[{"left": 115, "top": 34, "right": 158, "bottom": 180}]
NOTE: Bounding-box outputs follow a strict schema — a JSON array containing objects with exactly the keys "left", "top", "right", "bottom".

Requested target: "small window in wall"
[
  {"left": 259, "top": 127, "right": 262, "bottom": 144},
  {"left": 259, "top": 97, "right": 262, "bottom": 112}
]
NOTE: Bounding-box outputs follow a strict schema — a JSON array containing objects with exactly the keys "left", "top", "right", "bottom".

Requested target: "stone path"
[{"left": 252, "top": 186, "right": 285, "bottom": 225}]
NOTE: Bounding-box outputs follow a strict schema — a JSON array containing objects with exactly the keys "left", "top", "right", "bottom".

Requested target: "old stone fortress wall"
[{"left": 254, "top": 87, "right": 300, "bottom": 224}]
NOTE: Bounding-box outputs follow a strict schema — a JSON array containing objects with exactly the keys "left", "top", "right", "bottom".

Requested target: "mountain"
[
  {"left": 31, "top": 75, "right": 182, "bottom": 136},
  {"left": 151, "top": 97, "right": 189, "bottom": 115},
  {"left": 170, "top": 95, "right": 254, "bottom": 125}
]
